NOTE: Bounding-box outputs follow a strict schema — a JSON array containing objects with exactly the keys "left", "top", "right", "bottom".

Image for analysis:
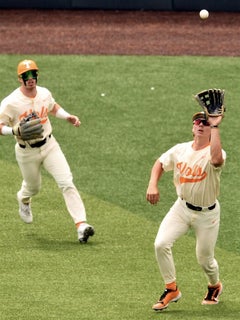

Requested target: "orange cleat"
[
  {"left": 152, "top": 287, "right": 182, "bottom": 311},
  {"left": 202, "top": 282, "right": 223, "bottom": 305}
]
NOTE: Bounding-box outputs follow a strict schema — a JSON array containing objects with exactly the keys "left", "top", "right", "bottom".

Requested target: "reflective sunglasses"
[
  {"left": 193, "top": 119, "right": 210, "bottom": 126},
  {"left": 21, "top": 70, "right": 38, "bottom": 81}
]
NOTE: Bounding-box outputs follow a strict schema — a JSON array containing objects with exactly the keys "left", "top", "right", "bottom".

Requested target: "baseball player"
[
  {"left": 0, "top": 59, "right": 94, "bottom": 243},
  {"left": 146, "top": 111, "right": 226, "bottom": 311}
]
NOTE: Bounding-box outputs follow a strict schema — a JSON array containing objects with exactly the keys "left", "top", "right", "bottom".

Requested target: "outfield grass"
[{"left": 0, "top": 55, "right": 239, "bottom": 319}]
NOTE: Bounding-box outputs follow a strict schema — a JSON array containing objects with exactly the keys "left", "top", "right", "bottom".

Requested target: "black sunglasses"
[
  {"left": 21, "top": 70, "right": 38, "bottom": 81},
  {"left": 193, "top": 119, "right": 210, "bottom": 126}
]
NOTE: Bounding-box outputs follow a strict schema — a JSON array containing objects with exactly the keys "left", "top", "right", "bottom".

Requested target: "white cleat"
[
  {"left": 17, "top": 193, "right": 33, "bottom": 224},
  {"left": 77, "top": 223, "right": 94, "bottom": 243}
]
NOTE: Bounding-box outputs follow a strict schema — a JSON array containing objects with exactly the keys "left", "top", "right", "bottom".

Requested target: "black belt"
[
  {"left": 19, "top": 135, "right": 51, "bottom": 149},
  {"left": 186, "top": 202, "right": 216, "bottom": 211}
]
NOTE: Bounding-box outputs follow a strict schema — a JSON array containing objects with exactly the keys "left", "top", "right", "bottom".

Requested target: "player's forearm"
[
  {"left": 51, "top": 104, "right": 70, "bottom": 119},
  {"left": 52, "top": 104, "right": 80, "bottom": 127},
  {"left": 148, "top": 160, "right": 164, "bottom": 187},
  {"left": 210, "top": 127, "right": 224, "bottom": 166},
  {"left": 146, "top": 160, "right": 163, "bottom": 204}
]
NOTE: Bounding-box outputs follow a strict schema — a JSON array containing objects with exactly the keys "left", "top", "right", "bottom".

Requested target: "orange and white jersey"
[
  {"left": 0, "top": 85, "right": 55, "bottom": 145},
  {"left": 159, "top": 141, "right": 226, "bottom": 207}
]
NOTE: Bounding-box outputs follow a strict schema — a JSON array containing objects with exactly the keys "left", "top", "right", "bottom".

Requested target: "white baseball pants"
[
  {"left": 154, "top": 197, "right": 220, "bottom": 286},
  {"left": 15, "top": 135, "right": 86, "bottom": 224}
]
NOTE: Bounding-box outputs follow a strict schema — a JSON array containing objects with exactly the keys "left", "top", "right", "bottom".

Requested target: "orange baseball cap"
[{"left": 17, "top": 59, "right": 39, "bottom": 76}]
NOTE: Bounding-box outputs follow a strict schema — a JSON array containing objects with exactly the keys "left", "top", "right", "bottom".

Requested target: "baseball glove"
[
  {"left": 12, "top": 112, "right": 44, "bottom": 140},
  {"left": 194, "top": 88, "right": 226, "bottom": 117}
]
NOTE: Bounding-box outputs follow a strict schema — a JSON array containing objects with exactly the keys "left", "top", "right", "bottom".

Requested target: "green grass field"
[{"left": 0, "top": 54, "right": 239, "bottom": 319}]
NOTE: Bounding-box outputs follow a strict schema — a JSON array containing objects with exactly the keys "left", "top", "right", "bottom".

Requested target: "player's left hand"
[{"left": 67, "top": 115, "right": 81, "bottom": 127}]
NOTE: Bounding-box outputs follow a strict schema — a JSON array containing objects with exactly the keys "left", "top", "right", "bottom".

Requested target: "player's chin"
[{"left": 26, "top": 82, "right": 36, "bottom": 88}]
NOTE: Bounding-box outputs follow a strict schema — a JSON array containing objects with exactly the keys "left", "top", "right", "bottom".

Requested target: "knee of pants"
[
  {"left": 154, "top": 239, "right": 171, "bottom": 254},
  {"left": 57, "top": 178, "right": 75, "bottom": 191},
  {"left": 60, "top": 184, "right": 76, "bottom": 193},
  {"left": 25, "top": 183, "right": 41, "bottom": 195},
  {"left": 197, "top": 255, "right": 216, "bottom": 270}
]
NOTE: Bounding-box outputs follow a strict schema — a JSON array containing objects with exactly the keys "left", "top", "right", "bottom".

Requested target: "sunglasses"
[
  {"left": 21, "top": 70, "right": 38, "bottom": 81},
  {"left": 193, "top": 119, "right": 210, "bottom": 126}
]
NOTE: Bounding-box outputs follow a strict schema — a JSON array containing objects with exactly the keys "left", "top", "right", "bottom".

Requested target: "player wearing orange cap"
[
  {"left": 146, "top": 110, "right": 225, "bottom": 310},
  {"left": 0, "top": 59, "right": 94, "bottom": 243}
]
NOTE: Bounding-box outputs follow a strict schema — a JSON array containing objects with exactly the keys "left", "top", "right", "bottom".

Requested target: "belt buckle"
[{"left": 196, "top": 203, "right": 216, "bottom": 212}]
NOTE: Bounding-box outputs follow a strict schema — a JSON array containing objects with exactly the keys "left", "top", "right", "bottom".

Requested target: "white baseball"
[{"left": 199, "top": 9, "right": 209, "bottom": 20}]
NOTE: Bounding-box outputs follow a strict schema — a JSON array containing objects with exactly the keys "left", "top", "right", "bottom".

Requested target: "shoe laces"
[
  {"left": 159, "top": 288, "right": 174, "bottom": 301},
  {"left": 21, "top": 203, "right": 31, "bottom": 215}
]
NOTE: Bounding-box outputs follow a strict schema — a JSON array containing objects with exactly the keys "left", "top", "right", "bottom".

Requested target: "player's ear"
[
  {"left": 18, "top": 76, "right": 23, "bottom": 84},
  {"left": 192, "top": 126, "right": 195, "bottom": 136}
]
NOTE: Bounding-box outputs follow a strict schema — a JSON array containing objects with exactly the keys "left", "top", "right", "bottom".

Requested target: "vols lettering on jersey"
[
  {"left": 177, "top": 162, "right": 207, "bottom": 183},
  {"left": 19, "top": 107, "right": 48, "bottom": 124}
]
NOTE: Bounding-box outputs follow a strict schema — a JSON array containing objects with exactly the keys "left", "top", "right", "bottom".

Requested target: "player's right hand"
[{"left": 146, "top": 186, "right": 160, "bottom": 205}]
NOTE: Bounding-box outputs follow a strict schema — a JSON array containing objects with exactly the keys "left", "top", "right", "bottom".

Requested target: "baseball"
[{"left": 199, "top": 9, "right": 209, "bottom": 20}]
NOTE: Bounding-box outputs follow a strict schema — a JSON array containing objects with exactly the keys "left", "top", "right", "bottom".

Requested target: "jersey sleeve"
[
  {"left": 40, "top": 87, "right": 56, "bottom": 112},
  {"left": 159, "top": 145, "right": 178, "bottom": 172},
  {"left": 0, "top": 97, "right": 14, "bottom": 126}
]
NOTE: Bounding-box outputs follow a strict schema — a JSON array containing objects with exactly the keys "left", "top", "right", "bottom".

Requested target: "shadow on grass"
[
  {"left": 149, "top": 301, "right": 239, "bottom": 320},
  {"left": 24, "top": 232, "right": 97, "bottom": 251}
]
